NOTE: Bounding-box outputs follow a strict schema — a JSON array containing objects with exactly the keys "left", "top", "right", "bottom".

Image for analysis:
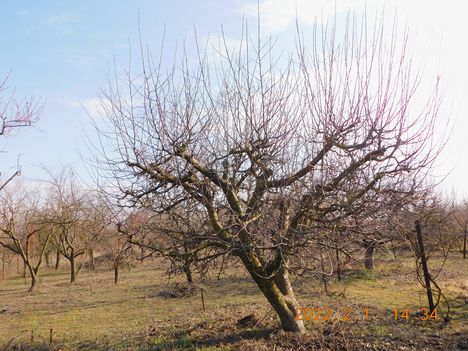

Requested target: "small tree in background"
[
  {"left": 0, "top": 183, "right": 51, "bottom": 292},
  {"left": 44, "top": 167, "right": 88, "bottom": 283}
]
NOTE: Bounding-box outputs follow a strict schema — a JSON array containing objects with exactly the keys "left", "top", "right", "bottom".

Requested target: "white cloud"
[{"left": 48, "top": 13, "right": 79, "bottom": 25}]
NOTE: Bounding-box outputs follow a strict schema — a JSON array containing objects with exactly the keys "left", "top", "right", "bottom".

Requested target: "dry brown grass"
[{"left": 0, "top": 255, "right": 466, "bottom": 350}]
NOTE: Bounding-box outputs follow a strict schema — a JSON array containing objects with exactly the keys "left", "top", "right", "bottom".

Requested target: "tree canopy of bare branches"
[{"left": 91, "top": 15, "right": 445, "bottom": 333}]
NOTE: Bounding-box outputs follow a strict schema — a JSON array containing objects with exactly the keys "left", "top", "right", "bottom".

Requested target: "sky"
[{"left": 0, "top": 0, "right": 467, "bottom": 199}]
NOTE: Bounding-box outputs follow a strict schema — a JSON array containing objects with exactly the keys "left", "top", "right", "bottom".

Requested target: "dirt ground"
[{"left": 0, "top": 255, "right": 467, "bottom": 350}]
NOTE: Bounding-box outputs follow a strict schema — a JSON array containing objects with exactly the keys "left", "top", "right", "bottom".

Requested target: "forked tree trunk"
[
  {"left": 240, "top": 254, "right": 305, "bottom": 333},
  {"left": 27, "top": 267, "right": 37, "bottom": 293}
]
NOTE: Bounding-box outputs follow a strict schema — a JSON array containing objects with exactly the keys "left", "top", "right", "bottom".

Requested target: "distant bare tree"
[
  {"left": 81, "top": 195, "right": 113, "bottom": 271},
  {"left": 0, "top": 183, "right": 51, "bottom": 292},
  {"left": 44, "top": 167, "right": 88, "bottom": 283},
  {"left": 92, "top": 15, "right": 444, "bottom": 332},
  {"left": 123, "top": 202, "right": 215, "bottom": 285}
]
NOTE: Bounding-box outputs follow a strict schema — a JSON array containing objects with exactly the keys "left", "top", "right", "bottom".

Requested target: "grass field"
[{"left": 0, "top": 255, "right": 467, "bottom": 350}]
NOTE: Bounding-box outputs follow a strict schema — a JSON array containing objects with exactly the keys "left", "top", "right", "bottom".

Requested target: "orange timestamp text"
[{"left": 393, "top": 307, "right": 438, "bottom": 321}]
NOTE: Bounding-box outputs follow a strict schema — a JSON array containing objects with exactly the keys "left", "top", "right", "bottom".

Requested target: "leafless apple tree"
[{"left": 91, "top": 15, "right": 444, "bottom": 332}]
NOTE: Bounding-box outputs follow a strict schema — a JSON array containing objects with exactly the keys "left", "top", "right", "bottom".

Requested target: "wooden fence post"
[
  {"left": 415, "top": 220, "right": 435, "bottom": 313},
  {"left": 463, "top": 228, "right": 466, "bottom": 259}
]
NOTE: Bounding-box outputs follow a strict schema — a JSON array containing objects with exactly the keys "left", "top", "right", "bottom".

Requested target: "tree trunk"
[
  {"left": 335, "top": 247, "right": 341, "bottom": 281},
  {"left": 22, "top": 260, "right": 26, "bottom": 281},
  {"left": 113, "top": 257, "right": 121, "bottom": 285},
  {"left": 183, "top": 262, "right": 193, "bottom": 284},
  {"left": 70, "top": 254, "right": 76, "bottom": 283},
  {"left": 182, "top": 242, "right": 193, "bottom": 284},
  {"left": 28, "top": 269, "right": 37, "bottom": 292},
  {"left": 114, "top": 264, "right": 119, "bottom": 285},
  {"left": 319, "top": 250, "right": 329, "bottom": 293},
  {"left": 89, "top": 248, "right": 95, "bottom": 271},
  {"left": 1, "top": 252, "right": 5, "bottom": 280},
  {"left": 24, "top": 262, "right": 38, "bottom": 292},
  {"left": 55, "top": 251, "right": 61, "bottom": 270},
  {"left": 363, "top": 241, "right": 375, "bottom": 270},
  {"left": 463, "top": 228, "right": 467, "bottom": 259},
  {"left": 240, "top": 254, "right": 305, "bottom": 333}
]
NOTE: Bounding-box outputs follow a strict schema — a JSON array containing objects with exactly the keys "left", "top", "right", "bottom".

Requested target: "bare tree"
[
  {"left": 123, "top": 203, "right": 215, "bottom": 285},
  {"left": 80, "top": 195, "right": 113, "bottom": 271},
  {"left": 91, "top": 193, "right": 133, "bottom": 285},
  {"left": 91, "top": 15, "right": 444, "bottom": 332},
  {"left": 0, "top": 183, "right": 51, "bottom": 292},
  {"left": 44, "top": 167, "right": 88, "bottom": 283}
]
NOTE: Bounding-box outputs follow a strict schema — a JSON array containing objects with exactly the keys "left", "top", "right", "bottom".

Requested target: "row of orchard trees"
[
  {"left": 1, "top": 169, "right": 465, "bottom": 293},
  {"left": 0, "top": 167, "right": 126, "bottom": 291},
  {"left": 0, "top": 166, "right": 466, "bottom": 326}
]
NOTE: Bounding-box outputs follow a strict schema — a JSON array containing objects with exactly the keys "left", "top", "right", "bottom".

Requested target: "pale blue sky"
[{"left": 1, "top": 1, "right": 467, "bottom": 198}]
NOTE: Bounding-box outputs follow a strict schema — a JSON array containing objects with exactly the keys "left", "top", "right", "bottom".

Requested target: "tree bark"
[
  {"left": 27, "top": 267, "right": 37, "bottom": 293},
  {"left": 1, "top": 252, "right": 5, "bottom": 280},
  {"left": 114, "top": 264, "right": 119, "bottom": 285},
  {"left": 70, "top": 253, "right": 76, "bottom": 283},
  {"left": 240, "top": 254, "right": 305, "bottom": 333},
  {"left": 335, "top": 247, "right": 341, "bottom": 281},
  {"left": 463, "top": 228, "right": 466, "bottom": 259}
]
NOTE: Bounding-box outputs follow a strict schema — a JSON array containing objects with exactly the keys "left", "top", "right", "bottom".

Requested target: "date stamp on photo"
[
  {"left": 294, "top": 306, "right": 439, "bottom": 322},
  {"left": 393, "top": 307, "right": 438, "bottom": 321}
]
